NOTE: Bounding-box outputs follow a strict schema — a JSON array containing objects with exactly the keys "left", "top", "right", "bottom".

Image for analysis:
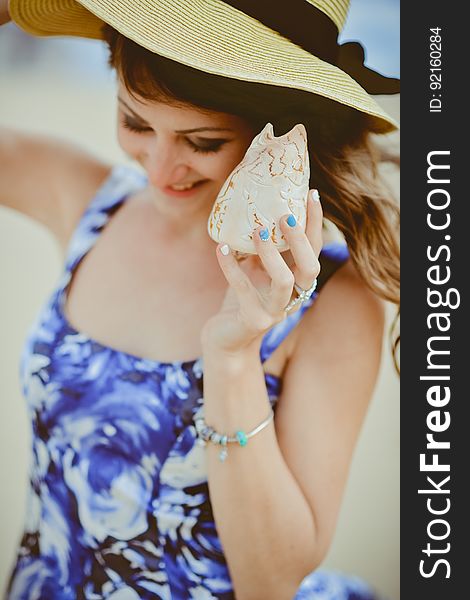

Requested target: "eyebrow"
[{"left": 118, "top": 97, "right": 233, "bottom": 134}]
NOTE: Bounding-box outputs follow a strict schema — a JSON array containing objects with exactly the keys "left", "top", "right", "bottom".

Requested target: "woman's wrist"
[
  {"left": 201, "top": 337, "right": 270, "bottom": 431},
  {"left": 201, "top": 339, "right": 262, "bottom": 375}
]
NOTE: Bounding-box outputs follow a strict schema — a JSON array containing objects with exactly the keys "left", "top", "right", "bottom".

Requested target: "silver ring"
[
  {"left": 294, "top": 279, "right": 317, "bottom": 299},
  {"left": 284, "top": 279, "right": 318, "bottom": 313}
]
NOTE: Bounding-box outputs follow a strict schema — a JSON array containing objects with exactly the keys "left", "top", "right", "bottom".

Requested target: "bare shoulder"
[
  {"left": 0, "top": 127, "right": 112, "bottom": 252},
  {"left": 57, "top": 146, "right": 113, "bottom": 252},
  {"left": 274, "top": 259, "right": 386, "bottom": 563},
  {"left": 283, "top": 258, "right": 386, "bottom": 402},
  {"left": 281, "top": 258, "right": 385, "bottom": 373},
  {"left": 295, "top": 258, "right": 384, "bottom": 360}
]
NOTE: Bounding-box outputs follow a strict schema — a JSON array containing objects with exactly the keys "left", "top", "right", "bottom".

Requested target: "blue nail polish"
[
  {"left": 287, "top": 214, "right": 296, "bottom": 227},
  {"left": 259, "top": 228, "right": 270, "bottom": 241}
]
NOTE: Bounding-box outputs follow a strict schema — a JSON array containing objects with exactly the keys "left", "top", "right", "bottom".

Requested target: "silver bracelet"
[{"left": 194, "top": 408, "right": 274, "bottom": 462}]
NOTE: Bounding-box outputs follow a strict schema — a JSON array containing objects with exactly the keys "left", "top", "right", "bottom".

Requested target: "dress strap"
[
  {"left": 51, "top": 165, "right": 146, "bottom": 308},
  {"left": 260, "top": 242, "right": 349, "bottom": 364},
  {"left": 63, "top": 165, "right": 146, "bottom": 274}
]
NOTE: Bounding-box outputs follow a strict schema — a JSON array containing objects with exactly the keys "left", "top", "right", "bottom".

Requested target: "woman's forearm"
[{"left": 202, "top": 345, "right": 319, "bottom": 600}]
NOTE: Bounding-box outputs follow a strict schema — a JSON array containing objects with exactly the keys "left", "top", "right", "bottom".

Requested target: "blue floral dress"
[{"left": 6, "top": 166, "right": 382, "bottom": 599}]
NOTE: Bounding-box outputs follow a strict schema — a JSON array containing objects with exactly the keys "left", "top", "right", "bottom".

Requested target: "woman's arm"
[
  {"left": 0, "top": 127, "right": 111, "bottom": 250},
  {"left": 202, "top": 261, "right": 384, "bottom": 600},
  {"left": 1, "top": 10, "right": 111, "bottom": 245}
]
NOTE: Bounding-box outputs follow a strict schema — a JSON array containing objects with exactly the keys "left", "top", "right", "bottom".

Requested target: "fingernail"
[
  {"left": 220, "top": 244, "right": 230, "bottom": 256},
  {"left": 259, "top": 227, "right": 270, "bottom": 241},
  {"left": 311, "top": 189, "right": 320, "bottom": 202},
  {"left": 286, "top": 214, "right": 296, "bottom": 227}
]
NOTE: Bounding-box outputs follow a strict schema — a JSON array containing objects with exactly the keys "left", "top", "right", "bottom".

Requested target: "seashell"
[{"left": 207, "top": 122, "right": 310, "bottom": 255}]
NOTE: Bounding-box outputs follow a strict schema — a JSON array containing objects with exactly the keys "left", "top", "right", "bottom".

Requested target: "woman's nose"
[{"left": 141, "top": 139, "right": 188, "bottom": 188}]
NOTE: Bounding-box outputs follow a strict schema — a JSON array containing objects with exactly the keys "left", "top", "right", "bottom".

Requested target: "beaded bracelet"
[{"left": 194, "top": 408, "right": 274, "bottom": 462}]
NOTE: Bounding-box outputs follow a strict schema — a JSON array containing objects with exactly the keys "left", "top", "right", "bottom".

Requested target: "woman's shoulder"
[
  {"left": 0, "top": 129, "right": 105, "bottom": 230},
  {"left": 58, "top": 153, "right": 114, "bottom": 252},
  {"left": 0, "top": 127, "right": 115, "bottom": 252},
  {"left": 326, "top": 258, "right": 383, "bottom": 307},
  {"left": 295, "top": 256, "right": 385, "bottom": 361},
  {"left": 265, "top": 248, "right": 384, "bottom": 377}
]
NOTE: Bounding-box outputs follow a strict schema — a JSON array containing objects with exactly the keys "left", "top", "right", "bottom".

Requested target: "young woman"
[{"left": 1, "top": 1, "right": 399, "bottom": 598}]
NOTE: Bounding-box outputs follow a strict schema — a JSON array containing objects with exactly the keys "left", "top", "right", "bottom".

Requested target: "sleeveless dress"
[{"left": 6, "top": 166, "right": 382, "bottom": 600}]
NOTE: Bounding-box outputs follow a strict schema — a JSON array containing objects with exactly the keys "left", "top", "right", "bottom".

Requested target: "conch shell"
[{"left": 207, "top": 122, "right": 310, "bottom": 255}]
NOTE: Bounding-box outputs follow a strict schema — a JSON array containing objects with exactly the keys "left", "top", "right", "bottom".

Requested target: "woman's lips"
[{"left": 162, "top": 180, "right": 208, "bottom": 197}]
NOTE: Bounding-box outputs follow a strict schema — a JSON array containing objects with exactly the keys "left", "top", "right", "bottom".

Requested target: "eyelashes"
[
  {"left": 120, "top": 116, "right": 227, "bottom": 154},
  {"left": 186, "top": 139, "right": 227, "bottom": 154},
  {"left": 121, "top": 118, "right": 152, "bottom": 135}
]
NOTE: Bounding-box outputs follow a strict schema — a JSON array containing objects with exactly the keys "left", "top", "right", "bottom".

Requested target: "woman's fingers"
[
  {"left": 252, "top": 226, "right": 295, "bottom": 314},
  {"left": 215, "top": 243, "right": 276, "bottom": 331},
  {"left": 305, "top": 189, "right": 323, "bottom": 256},
  {"left": 279, "top": 189, "right": 322, "bottom": 290},
  {"left": 216, "top": 244, "right": 256, "bottom": 301},
  {"left": 215, "top": 188, "right": 323, "bottom": 324}
]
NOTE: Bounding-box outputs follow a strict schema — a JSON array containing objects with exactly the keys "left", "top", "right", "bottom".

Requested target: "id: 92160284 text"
[{"left": 429, "top": 27, "right": 443, "bottom": 113}]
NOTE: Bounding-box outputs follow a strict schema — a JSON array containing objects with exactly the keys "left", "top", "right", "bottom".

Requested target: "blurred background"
[{"left": 0, "top": 0, "right": 400, "bottom": 598}]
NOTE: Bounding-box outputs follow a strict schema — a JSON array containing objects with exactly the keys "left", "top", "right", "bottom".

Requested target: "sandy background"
[{"left": 0, "top": 22, "right": 400, "bottom": 600}]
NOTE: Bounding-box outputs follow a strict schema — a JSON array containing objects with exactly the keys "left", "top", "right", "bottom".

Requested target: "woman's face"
[{"left": 116, "top": 83, "right": 255, "bottom": 218}]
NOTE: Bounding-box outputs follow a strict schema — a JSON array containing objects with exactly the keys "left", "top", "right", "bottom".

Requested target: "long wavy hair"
[{"left": 102, "top": 25, "right": 400, "bottom": 372}]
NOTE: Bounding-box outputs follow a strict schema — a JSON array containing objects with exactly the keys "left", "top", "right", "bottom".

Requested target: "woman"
[{"left": 1, "top": 1, "right": 399, "bottom": 598}]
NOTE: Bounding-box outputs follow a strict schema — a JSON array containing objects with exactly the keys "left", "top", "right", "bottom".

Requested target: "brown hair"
[{"left": 102, "top": 25, "right": 400, "bottom": 371}]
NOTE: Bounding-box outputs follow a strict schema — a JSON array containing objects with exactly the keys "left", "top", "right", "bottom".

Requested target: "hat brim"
[{"left": 10, "top": 0, "right": 399, "bottom": 133}]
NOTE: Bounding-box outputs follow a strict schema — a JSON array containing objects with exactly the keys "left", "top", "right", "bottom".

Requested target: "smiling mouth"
[{"left": 168, "top": 180, "right": 206, "bottom": 191}]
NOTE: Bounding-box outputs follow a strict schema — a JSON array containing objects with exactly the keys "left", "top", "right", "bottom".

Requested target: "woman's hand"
[{"left": 201, "top": 189, "right": 323, "bottom": 356}]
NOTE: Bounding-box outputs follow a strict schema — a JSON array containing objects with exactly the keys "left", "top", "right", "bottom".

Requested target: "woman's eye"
[
  {"left": 121, "top": 114, "right": 227, "bottom": 153},
  {"left": 121, "top": 116, "right": 152, "bottom": 134},
  {"left": 186, "top": 139, "right": 227, "bottom": 154}
]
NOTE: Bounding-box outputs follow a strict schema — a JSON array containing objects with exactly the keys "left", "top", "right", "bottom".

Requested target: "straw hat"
[{"left": 9, "top": 0, "right": 399, "bottom": 133}]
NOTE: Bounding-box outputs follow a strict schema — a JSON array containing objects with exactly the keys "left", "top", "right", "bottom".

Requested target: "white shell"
[{"left": 207, "top": 122, "right": 310, "bottom": 254}]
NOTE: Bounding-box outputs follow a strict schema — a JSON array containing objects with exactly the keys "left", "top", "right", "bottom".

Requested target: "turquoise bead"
[{"left": 236, "top": 431, "right": 248, "bottom": 446}]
